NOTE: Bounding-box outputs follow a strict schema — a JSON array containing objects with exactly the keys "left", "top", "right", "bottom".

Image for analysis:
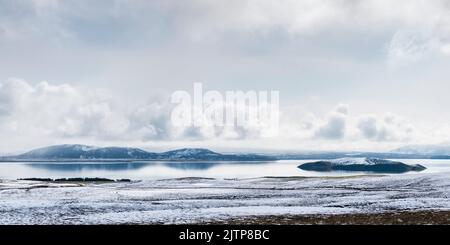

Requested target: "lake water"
[{"left": 1, "top": 159, "right": 450, "bottom": 180}]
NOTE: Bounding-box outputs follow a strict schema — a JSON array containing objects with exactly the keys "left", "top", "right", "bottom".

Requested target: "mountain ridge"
[
  {"left": 2, "top": 144, "right": 450, "bottom": 161},
  {"left": 392, "top": 144, "right": 450, "bottom": 156},
  {"left": 10, "top": 144, "right": 275, "bottom": 161}
]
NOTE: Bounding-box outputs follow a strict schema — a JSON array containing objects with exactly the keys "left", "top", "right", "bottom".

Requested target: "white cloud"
[
  {"left": 357, "top": 113, "right": 415, "bottom": 142},
  {"left": 280, "top": 104, "right": 417, "bottom": 144},
  {"left": 314, "top": 104, "right": 348, "bottom": 139},
  {"left": 1, "top": 1, "right": 450, "bottom": 152},
  {"left": 0, "top": 79, "right": 282, "bottom": 146},
  {"left": 357, "top": 115, "right": 378, "bottom": 139},
  {"left": 441, "top": 43, "right": 450, "bottom": 55},
  {"left": 157, "top": 0, "right": 450, "bottom": 40},
  {"left": 386, "top": 29, "right": 450, "bottom": 66},
  {"left": 0, "top": 79, "right": 447, "bottom": 152},
  {"left": 0, "top": 78, "right": 129, "bottom": 141},
  {"left": 3, "top": 0, "right": 450, "bottom": 43},
  {"left": 387, "top": 30, "right": 433, "bottom": 65},
  {"left": 0, "top": 79, "right": 415, "bottom": 146}
]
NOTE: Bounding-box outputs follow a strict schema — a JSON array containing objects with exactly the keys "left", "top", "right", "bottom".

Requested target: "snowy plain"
[{"left": 1, "top": 172, "right": 449, "bottom": 224}]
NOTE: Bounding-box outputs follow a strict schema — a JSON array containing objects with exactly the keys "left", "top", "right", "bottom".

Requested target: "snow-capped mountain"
[
  {"left": 298, "top": 157, "right": 426, "bottom": 173},
  {"left": 156, "top": 148, "right": 274, "bottom": 161},
  {"left": 13, "top": 144, "right": 274, "bottom": 161},
  {"left": 393, "top": 145, "right": 450, "bottom": 156},
  {"left": 157, "top": 148, "right": 221, "bottom": 160},
  {"left": 18, "top": 144, "right": 156, "bottom": 159}
]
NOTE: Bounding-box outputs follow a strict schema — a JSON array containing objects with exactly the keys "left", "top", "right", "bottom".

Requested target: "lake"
[{"left": 1, "top": 159, "right": 450, "bottom": 180}]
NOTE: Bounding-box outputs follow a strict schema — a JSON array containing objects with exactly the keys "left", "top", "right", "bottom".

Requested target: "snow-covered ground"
[{"left": 0, "top": 173, "right": 449, "bottom": 224}]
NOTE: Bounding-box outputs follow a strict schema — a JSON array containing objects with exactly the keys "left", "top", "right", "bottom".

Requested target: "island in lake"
[{"left": 298, "top": 157, "right": 426, "bottom": 173}]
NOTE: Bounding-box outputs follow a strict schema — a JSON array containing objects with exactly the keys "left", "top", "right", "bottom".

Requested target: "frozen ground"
[{"left": 0, "top": 173, "right": 449, "bottom": 224}]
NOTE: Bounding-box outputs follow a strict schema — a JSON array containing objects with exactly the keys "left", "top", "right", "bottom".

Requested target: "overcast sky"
[{"left": 1, "top": 0, "right": 450, "bottom": 153}]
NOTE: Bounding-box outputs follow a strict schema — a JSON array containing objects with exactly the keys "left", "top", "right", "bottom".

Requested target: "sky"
[{"left": 1, "top": 0, "right": 450, "bottom": 153}]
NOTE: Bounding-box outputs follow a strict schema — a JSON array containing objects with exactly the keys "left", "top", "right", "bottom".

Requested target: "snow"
[
  {"left": 0, "top": 173, "right": 449, "bottom": 224},
  {"left": 167, "top": 148, "right": 217, "bottom": 157},
  {"left": 328, "top": 158, "right": 370, "bottom": 165},
  {"left": 76, "top": 145, "right": 98, "bottom": 152},
  {"left": 325, "top": 157, "right": 402, "bottom": 166}
]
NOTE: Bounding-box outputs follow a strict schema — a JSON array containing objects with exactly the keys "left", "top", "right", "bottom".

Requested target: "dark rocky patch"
[{"left": 18, "top": 177, "right": 131, "bottom": 182}]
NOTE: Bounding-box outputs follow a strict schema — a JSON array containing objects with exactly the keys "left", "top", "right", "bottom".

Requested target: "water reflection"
[
  {"left": 0, "top": 160, "right": 447, "bottom": 180},
  {"left": 28, "top": 162, "right": 150, "bottom": 172},
  {"left": 26, "top": 161, "right": 273, "bottom": 171}
]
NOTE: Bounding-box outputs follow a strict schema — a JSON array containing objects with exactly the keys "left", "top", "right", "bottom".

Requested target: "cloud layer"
[
  {"left": 1, "top": 1, "right": 450, "bottom": 152},
  {"left": 0, "top": 79, "right": 283, "bottom": 145},
  {"left": 1, "top": 79, "right": 442, "bottom": 153}
]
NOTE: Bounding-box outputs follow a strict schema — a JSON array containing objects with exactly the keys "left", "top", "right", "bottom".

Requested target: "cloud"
[
  {"left": 1, "top": 0, "right": 450, "bottom": 151},
  {"left": 0, "top": 78, "right": 32, "bottom": 117},
  {"left": 357, "top": 113, "right": 415, "bottom": 141},
  {"left": 3, "top": 1, "right": 450, "bottom": 44},
  {"left": 284, "top": 104, "right": 416, "bottom": 143},
  {"left": 0, "top": 78, "right": 187, "bottom": 142},
  {"left": 387, "top": 29, "right": 450, "bottom": 66},
  {"left": 155, "top": 0, "right": 450, "bottom": 41},
  {"left": 0, "top": 78, "right": 129, "bottom": 140},
  {"left": 357, "top": 115, "right": 378, "bottom": 139},
  {"left": 314, "top": 104, "right": 348, "bottom": 139},
  {"left": 0, "top": 79, "right": 281, "bottom": 143},
  {"left": 387, "top": 31, "right": 433, "bottom": 65},
  {"left": 0, "top": 79, "right": 444, "bottom": 152},
  {"left": 385, "top": 3, "right": 450, "bottom": 66}
]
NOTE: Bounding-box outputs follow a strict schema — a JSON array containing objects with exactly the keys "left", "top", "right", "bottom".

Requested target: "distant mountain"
[
  {"left": 274, "top": 151, "right": 450, "bottom": 160},
  {"left": 5, "top": 144, "right": 450, "bottom": 161},
  {"left": 12, "top": 144, "right": 274, "bottom": 161},
  {"left": 18, "top": 144, "right": 156, "bottom": 160},
  {"left": 393, "top": 145, "right": 450, "bottom": 156},
  {"left": 156, "top": 148, "right": 222, "bottom": 160},
  {"left": 155, "top": 148, "right": 273, "bottom": 161}
]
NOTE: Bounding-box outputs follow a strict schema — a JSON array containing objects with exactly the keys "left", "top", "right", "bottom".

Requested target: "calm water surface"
[{"left": 0, "top": 159, "right": 449, "bottom": 180}]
